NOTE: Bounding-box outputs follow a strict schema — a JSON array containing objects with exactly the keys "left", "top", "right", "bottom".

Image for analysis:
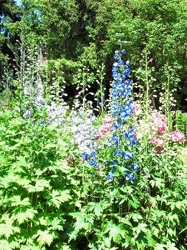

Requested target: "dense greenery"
[
  {"left": 0, "top": 1, "right": 187, "bottom": 249},
  {"left": 1, "top": 0, "right": 187, "bottom": 108}
]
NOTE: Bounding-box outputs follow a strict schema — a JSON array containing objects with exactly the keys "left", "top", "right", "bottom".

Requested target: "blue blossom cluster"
[
  {"left": 106, "top": 49, "right": 139, "bottom": 181},
  {"left": 81, "top": 50, "right": 139, "bottom": 182},
  {"left": 82, "top": 150, "right": 100, "bottom": 170}
]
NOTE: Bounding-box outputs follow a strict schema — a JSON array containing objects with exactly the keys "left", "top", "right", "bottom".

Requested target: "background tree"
[
  {"left": 3, "top": 0, "right": 187, "bottom": 110},
  {"left": 0, "top": 0, "right": 22, "bottom": 86}
]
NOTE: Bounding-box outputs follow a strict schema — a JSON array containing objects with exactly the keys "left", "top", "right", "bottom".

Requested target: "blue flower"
[
  {"left": 111, "top": 166, "right": 116, "bottom": 173},
  {"left": 113, "top": 72, "right": 122, "bottom": 80},
  {"left": 124, "top": 171, "right": 131, "bottom": 176},
  {"left": 120, "top": 112, "right": 128, "bottom": 119},
  {"left": 107, "top": 174, "right": 114, "bottom": 181},
  {"left": 116, "top": 82, "right": 125, "bottom": 91},
  {"left": 122, "top": 103, "right": 130, "bottom": 112},
  {"left": 95, "top": 162, "right": 99, "bottom": 168},
  {"left": 122, "top": 49, "right": 126, "bottom": 54},
  {"left": 126, "top": 60, "right": 130, "bottom": 66},
  {"left": 118, "top": 60, "right": 124, "bottom": 66},
  {"left": 91, "top": 151, "right": 96, "bottom": 158},
  {"left": 122, "top": 75, "right": 126, "bottom": 81},
  {"left": 131, "top": 162, "right": 139, "bottom": 171},
  {"left": 112, "top": 160, "right": 118, "bottom": 165},
  {"left": 122, "top": 151, "right": 132, "bottom": 160},
  {"left": 124, "top": 67, "right": 130, "bottom": 76},
  {"left": 115, "top": 139, "right": 120, "bottom": 147},
  {"left": 126, "top": 173, "right": 135, "bottom": 181},
  {"left": 122, "top": 87, "right": 131, "bottom": 98},
  {"left": 114, "top": 52, "right": 120, "bottom": 60},
  {"left": 125, "top": 79, "right": 131, "bottom": 86},
  {"left": 113, "top": 124, "right": 119, "bottom": 131},
  {"left": 114, "top": 150, "right": 122, "bottom": 155},
  {"left": 82, "top": 152, "right": 89, "bottom": 160},
  {"left": 111, "top": 90, "right": 118, "bottom": 98},
  {"left": 125, "top": 129, "right": 135, "bottom": 139},
  {"left": 132, "top": 138, "right": 138, "bottom": 146},
  {"left": 112, "top": 67, "right": 118, "bottom": 73},
  {"left": 89, "top": 158, "right": 95, "bottom": 166}
]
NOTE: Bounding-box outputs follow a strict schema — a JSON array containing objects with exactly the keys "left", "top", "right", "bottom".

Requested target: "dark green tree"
[{"left": 0, "top": 0, "right": 22, "bottom": 89}]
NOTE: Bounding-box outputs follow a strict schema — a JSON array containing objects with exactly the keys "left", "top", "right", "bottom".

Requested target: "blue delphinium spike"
[{"left": 107, "top": 48, "right": 139, "bottom": 182}]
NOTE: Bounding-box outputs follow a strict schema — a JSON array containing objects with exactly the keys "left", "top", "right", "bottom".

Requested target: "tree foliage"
[
  {"left": 2, "top": 0, "right": 187, "bottom": 106},
  {"left": 0, "top": 0, "right": 22, "bottom": 77}
]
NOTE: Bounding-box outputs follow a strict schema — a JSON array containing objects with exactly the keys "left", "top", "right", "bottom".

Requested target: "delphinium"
[
  {"left": 105, "top": 49, "right": 139, "bottom": 181},
  {"left": 82, "top": 49, "right": 139, "bottom": 182},
  {"left": 47, "top": 101, "right": 69, "bottom": 126},
  {"left": 68, "top": 106, "right": 99, "bottom": 154},
  {"left": 23, "top": 78, "right": 69, "bottom": 126}
]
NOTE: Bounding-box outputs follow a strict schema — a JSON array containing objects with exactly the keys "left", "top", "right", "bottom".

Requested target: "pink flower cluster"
[
  {"left": 97, "top": 115, "right": 113, "bottom": 140},
  {"left": 134, "top": 108, "right": 185, "bottom": 154},
  {"left": 150, "top": 111, "right": 185, "bottom": 153},
  {"left": 150, "top": 111, "right": 168, "bottom": 135},
  {"left": 168, "top": 130, "right": 185, "bottom": 143},
  {"left": 132, "top": 102, "right": 142, "bottom": 116}
]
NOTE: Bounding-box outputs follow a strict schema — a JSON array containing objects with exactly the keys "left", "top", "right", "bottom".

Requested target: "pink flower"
[
  {"left": 149, "top": 135, "right": 165, "bottom": 145},
  {"left": 132, "top": 102, "right": 142, "bottom": 116},
  {"left": 168, "top": 130, "right": 185, "bottom": 143},
  {"left": 157, "top": 125, "right": 167, "bottom": 134},
  {"left": 96, "top": 114, "right": 113, "bottom": 141},
  {"left": 150, "top": 111, "right": 168, "bottom": 135}
]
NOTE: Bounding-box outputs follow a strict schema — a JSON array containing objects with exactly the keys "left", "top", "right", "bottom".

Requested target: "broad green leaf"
[
  {"left": 49, "top": 190, "right": 71, "bottom": 208},
  {"left": 167, "top": 228, "right": 176, "bottom": 237},
  {"left": 129, "top": 213, "right": 143, "bottom": 222},
  {"left": 27, "top": 179, "right": 50, "bottom": 192},
  {"left": 108, "top": 226, "right": 122, "bottom": 244},
  {"left": 44, "top": 143, "right": 57, "bottom": 149},
  {"left": 8, "top": 196, "right": 31, "bottom": 206},
  {"left": 94, "top": 202, "right": 103, "bottom": 216},
  {"left": 150, "top": 178, "right": 165, "bottom": 188},
  {"left": 69, "top": 212, "right": 83, "bottom": 218},
  {"left": 133, "top": 223, "right": 148, "bottom": 235},
  {"left": 74, "top": 215, "right": 85, "bottom": 234},
  {"left": 0, "top": 177, "right": 10, "bottom": 189},
  {"left": 35, "top": 230, "right": 57, "bottom": 247},
  {"left": 0, "top": 240, "right": 20, "bottom": 250},
  {"left": 0, "top": 215, "right": 20, "bottom": 239},
  {"left": 118, "top": 217, "right": 132, "bottom": 227},
  {"left": 48, "top": 217, "right": 63, "bottom": 231},
  {"left": 14, "top": 208, "right": 37, "bottom": 224},
  {"left": 14, "top": 208, "right": 38, "bottom": 224},
  {"left": 104, "top": 222, "right": 124, "bottom": 244},
  {"left": 61, "top": 246, "right": 71, "bottom": 250}
]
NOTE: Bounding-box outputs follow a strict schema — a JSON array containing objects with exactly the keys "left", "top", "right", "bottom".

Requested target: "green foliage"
[
  {"left": 175, "top": 111, "right": 187, "bottom": 138},
  {"left": 0, "top": 107, "right": 78, "bottom": 248},
  {"left": 3, "top": 0, "right": 187, "bottom": 109}
]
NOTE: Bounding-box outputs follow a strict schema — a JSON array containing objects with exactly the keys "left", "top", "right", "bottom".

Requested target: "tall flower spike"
[{"left": 107, "top": 49, "right": 138, "bottom": 181}]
